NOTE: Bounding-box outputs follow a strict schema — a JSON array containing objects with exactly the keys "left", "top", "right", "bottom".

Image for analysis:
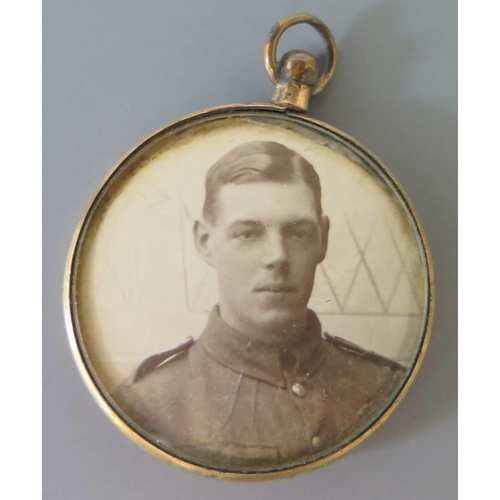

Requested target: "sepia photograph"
[{"left": 70, "top": 113, "right": 431, "bottom": 471}]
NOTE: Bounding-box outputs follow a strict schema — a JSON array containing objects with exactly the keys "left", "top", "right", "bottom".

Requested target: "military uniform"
[{"left": 114, "top": 306, "right": 405, "bottom": 468}]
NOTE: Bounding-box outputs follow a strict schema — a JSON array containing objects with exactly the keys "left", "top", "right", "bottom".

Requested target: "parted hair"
[{"left": 202, "top": 141, "right": 323, "bottom": 223}]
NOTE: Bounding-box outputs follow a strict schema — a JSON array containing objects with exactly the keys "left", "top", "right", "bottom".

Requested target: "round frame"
[{"left": 64, "top": 103, "right": 434, "bottom": 481}]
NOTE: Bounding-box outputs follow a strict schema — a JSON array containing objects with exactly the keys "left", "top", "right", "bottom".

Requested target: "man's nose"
[{"left": 263, "top": 232, "right": 289, "bottom": 270}]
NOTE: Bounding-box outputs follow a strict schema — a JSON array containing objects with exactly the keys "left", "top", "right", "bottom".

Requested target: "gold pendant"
[{"left": 64, "top": 14, "right": 433, "bottom": 480}]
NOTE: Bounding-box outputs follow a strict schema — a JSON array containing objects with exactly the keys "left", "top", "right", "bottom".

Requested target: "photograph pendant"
[{"left": 64, "top": 14, "right": 434, "bottom": 480}]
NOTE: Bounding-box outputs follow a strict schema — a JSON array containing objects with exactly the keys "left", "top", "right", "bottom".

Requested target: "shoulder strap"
[
  {"left": 132, "top": 336, "right": 195, "bottom": 383},
  {"left": 323, "top": 332, "right": 405, "bottom": 372}
]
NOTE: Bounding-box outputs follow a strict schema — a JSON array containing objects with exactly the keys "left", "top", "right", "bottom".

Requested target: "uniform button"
[
  {"left": 292, "top": 382, "right": 306, "bottom": 397},
  {"left": 311, "top": 436, "right": 322, "bottom": 448}
]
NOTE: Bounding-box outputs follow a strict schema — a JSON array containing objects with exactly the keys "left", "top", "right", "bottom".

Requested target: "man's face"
[{"left": 196, "top": 180, "right": 329, "bottom": 343}]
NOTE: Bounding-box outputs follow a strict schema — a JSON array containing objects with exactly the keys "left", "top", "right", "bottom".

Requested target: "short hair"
[{"left": 202, "top": 141, "right": 323, "bottom": 223}]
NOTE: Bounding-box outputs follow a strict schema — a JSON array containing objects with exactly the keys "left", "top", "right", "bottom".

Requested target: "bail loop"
[{"left": 264, "top": 14, "right": 337, "bottom": 112}]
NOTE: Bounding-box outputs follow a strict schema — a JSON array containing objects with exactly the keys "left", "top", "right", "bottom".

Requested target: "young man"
[{"left": 115, "top": 141, "right": 404, "bottom": 468}]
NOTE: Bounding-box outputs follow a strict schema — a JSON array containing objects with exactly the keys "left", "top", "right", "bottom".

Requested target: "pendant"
[{"left": 64, "top": 14, "right": 433, "bottom": 480}]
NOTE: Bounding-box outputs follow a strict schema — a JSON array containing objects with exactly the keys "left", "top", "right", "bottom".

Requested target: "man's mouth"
[{"left": 254, "top": 284, "right": 297, "bottom": 293}]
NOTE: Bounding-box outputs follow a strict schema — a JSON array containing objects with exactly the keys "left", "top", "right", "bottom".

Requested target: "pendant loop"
[{"left": 264, "top": 14, "right": 337, "bottom": 111}]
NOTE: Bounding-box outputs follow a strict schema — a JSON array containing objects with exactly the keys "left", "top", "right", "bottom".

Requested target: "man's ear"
[
  {"left": 193, "top": 220, "right": 215, "bottom": 267},
  {"left": 318, "top": 215, "right": 330, "bottom": 263}
]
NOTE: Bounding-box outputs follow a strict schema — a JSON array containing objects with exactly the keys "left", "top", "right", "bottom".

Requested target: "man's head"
[{"left": 194, "top": 141, "right": 329, "bottom": 344}]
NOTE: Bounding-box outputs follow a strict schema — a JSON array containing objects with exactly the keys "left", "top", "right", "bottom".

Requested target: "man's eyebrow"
[
  {"left": 282, "top": 218, "right": 318, "bottom": 228},
  {"left": 226, "top": 220, "right": 268, "bottom": 230}
]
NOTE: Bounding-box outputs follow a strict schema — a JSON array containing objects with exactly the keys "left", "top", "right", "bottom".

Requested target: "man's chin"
[{"left": 253, "top": 308, "right": 306, "bottom": 333}]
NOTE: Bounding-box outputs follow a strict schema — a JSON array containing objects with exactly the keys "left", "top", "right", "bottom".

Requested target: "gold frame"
[{"left": 63, "top": 103, "right": 434, "bottom": 481}]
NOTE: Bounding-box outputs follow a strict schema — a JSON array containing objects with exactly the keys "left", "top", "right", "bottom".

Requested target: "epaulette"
[
  {"left": 323, "top": 332, "right": 405, "bottom": 372},
  {"left": 132, "top": 336, "right": 195, "bottom": 383}
]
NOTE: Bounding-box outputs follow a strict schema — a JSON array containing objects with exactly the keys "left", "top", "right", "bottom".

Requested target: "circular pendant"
[{"left": 64, "top": 15, "right": 433, "bottom": 480}]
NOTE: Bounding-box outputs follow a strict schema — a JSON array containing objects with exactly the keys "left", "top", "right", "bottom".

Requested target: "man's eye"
[
  {"left": 237, "top": 230, "right": 259, "bottom": 240},
  {"left": 289, "top": 228, "right": 311, "bottom": 239}
]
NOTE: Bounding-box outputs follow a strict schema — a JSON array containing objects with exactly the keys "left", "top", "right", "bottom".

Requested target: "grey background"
[{"left": 43, "top": 0, "right": 457, "bottom": 498}]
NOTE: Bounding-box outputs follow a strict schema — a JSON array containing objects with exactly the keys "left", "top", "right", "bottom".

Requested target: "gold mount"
[{"left": 264, "top": 14, "right": 338, "bottom": 112}]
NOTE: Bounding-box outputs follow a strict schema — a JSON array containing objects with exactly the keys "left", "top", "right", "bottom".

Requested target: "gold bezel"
[{"left": 63, "top": 103, "right": 434, "bottom": 481}]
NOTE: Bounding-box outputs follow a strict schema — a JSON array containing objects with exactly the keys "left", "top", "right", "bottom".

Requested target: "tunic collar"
[{"left": 198, "top": 306, "right": 325, "bottom": 388}]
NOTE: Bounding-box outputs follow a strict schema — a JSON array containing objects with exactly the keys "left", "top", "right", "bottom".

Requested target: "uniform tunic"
[{"left": 114, "top": 306, "right": 405, "bottom": 469}]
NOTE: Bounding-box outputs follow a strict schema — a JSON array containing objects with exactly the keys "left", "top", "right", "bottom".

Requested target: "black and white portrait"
[{"left": 73, "top": 116, "right": 429, "bottom": 470}]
